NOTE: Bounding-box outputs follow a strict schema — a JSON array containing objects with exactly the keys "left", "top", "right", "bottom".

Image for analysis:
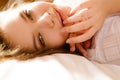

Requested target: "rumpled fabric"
[{"left": 88, "top": 15, "right": 120, "bottom": 65}]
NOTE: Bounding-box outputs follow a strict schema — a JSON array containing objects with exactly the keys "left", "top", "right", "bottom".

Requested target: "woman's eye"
[
  {"left": 23, "top": 10, "right": 33, "bottom": 20},
  {"left": 38, "top": 33, "right": 46, "bottom": 47}
]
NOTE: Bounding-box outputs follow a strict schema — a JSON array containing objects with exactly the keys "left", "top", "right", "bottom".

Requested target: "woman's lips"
[
  {"left": 54, "top": 8, "right": 68, "bottom": 25},
  {"left": 56, "top": 9, "right": 67, "bottom": 21},
  {"left": 54, "top": 9, "right": 63, "bottom": 25}
]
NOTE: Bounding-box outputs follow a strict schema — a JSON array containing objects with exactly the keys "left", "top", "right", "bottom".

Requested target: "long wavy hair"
[{"left": 0, "top": 0, "right": 71, "bottom": 61}]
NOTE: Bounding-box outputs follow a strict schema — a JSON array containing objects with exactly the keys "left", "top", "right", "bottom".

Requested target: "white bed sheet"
[{"left": 0, "top": 54, "right": 120, "bottom": 80}]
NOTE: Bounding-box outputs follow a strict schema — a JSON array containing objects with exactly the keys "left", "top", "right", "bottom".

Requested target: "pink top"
[{"left": 88, "top": 15, "right": 120, "bottom": 65}]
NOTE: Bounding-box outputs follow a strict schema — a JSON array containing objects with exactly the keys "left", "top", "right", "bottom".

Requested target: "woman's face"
[{"left": 0, "top": 1, "right": 69, "bottom": 51}]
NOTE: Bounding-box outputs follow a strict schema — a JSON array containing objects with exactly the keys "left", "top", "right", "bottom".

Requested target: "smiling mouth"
[
  {"left": 54, "top": 7, "right": 68, "bottom": 26},
  {"left": 54, "top": 9, "right": 63, "bottom": 25}
]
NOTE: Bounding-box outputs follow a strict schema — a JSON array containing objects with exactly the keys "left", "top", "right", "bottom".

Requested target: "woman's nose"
[{"left": 37, "top": 12, "right": 54, "bottom": 28}]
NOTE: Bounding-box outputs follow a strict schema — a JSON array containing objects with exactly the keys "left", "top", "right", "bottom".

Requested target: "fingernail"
[
  {"left": 63, "top": 20, "right": 68, "bottom": 24},
  {"left": 66, "top": 39, "right": 71, "bottom": 43}
]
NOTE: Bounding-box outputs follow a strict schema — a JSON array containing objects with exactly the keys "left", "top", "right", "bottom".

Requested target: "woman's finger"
[
  {"left": 62, "top": 17, "right": 94, "bottom": 33},
  {"left": 66, "top": 26, "right": 97, "bottom": 43},
  {"left": 69, "top": 33, "right": 76, "bottom": 52},
  {"left": 76, "top": 43, "right": 88, "bottom": 58},
  {"left": 64, "top": 8, "right": 92, "bottom": 24},
  {"left": 70, "top": 43, "right": 76, "bottom": 52},
  {"left": 70, "top": 0, "right": 92, "bottom": 15},
  {"left": 83, "top": 39, "right": 92, "bottom": 49}
]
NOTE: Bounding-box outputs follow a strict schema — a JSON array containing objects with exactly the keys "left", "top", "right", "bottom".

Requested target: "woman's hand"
[
  {"left": 69, "top": 40, "right": 91, "bottom": 58},
  {"left": 62, "top": 0, "right": 114, "bottom": 43},
  {"left": 69, "top": 32, "right": 92, "bottom": 58}
]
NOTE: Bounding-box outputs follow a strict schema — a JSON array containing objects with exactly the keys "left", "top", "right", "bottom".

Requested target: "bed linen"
[{"left": 0, "top": 53, "right": 120, "bottom": 80}]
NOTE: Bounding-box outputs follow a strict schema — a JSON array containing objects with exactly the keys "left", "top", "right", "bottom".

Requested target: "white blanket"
[{"left": 0, "top": 54, "right": 120, "bottom": 80}]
